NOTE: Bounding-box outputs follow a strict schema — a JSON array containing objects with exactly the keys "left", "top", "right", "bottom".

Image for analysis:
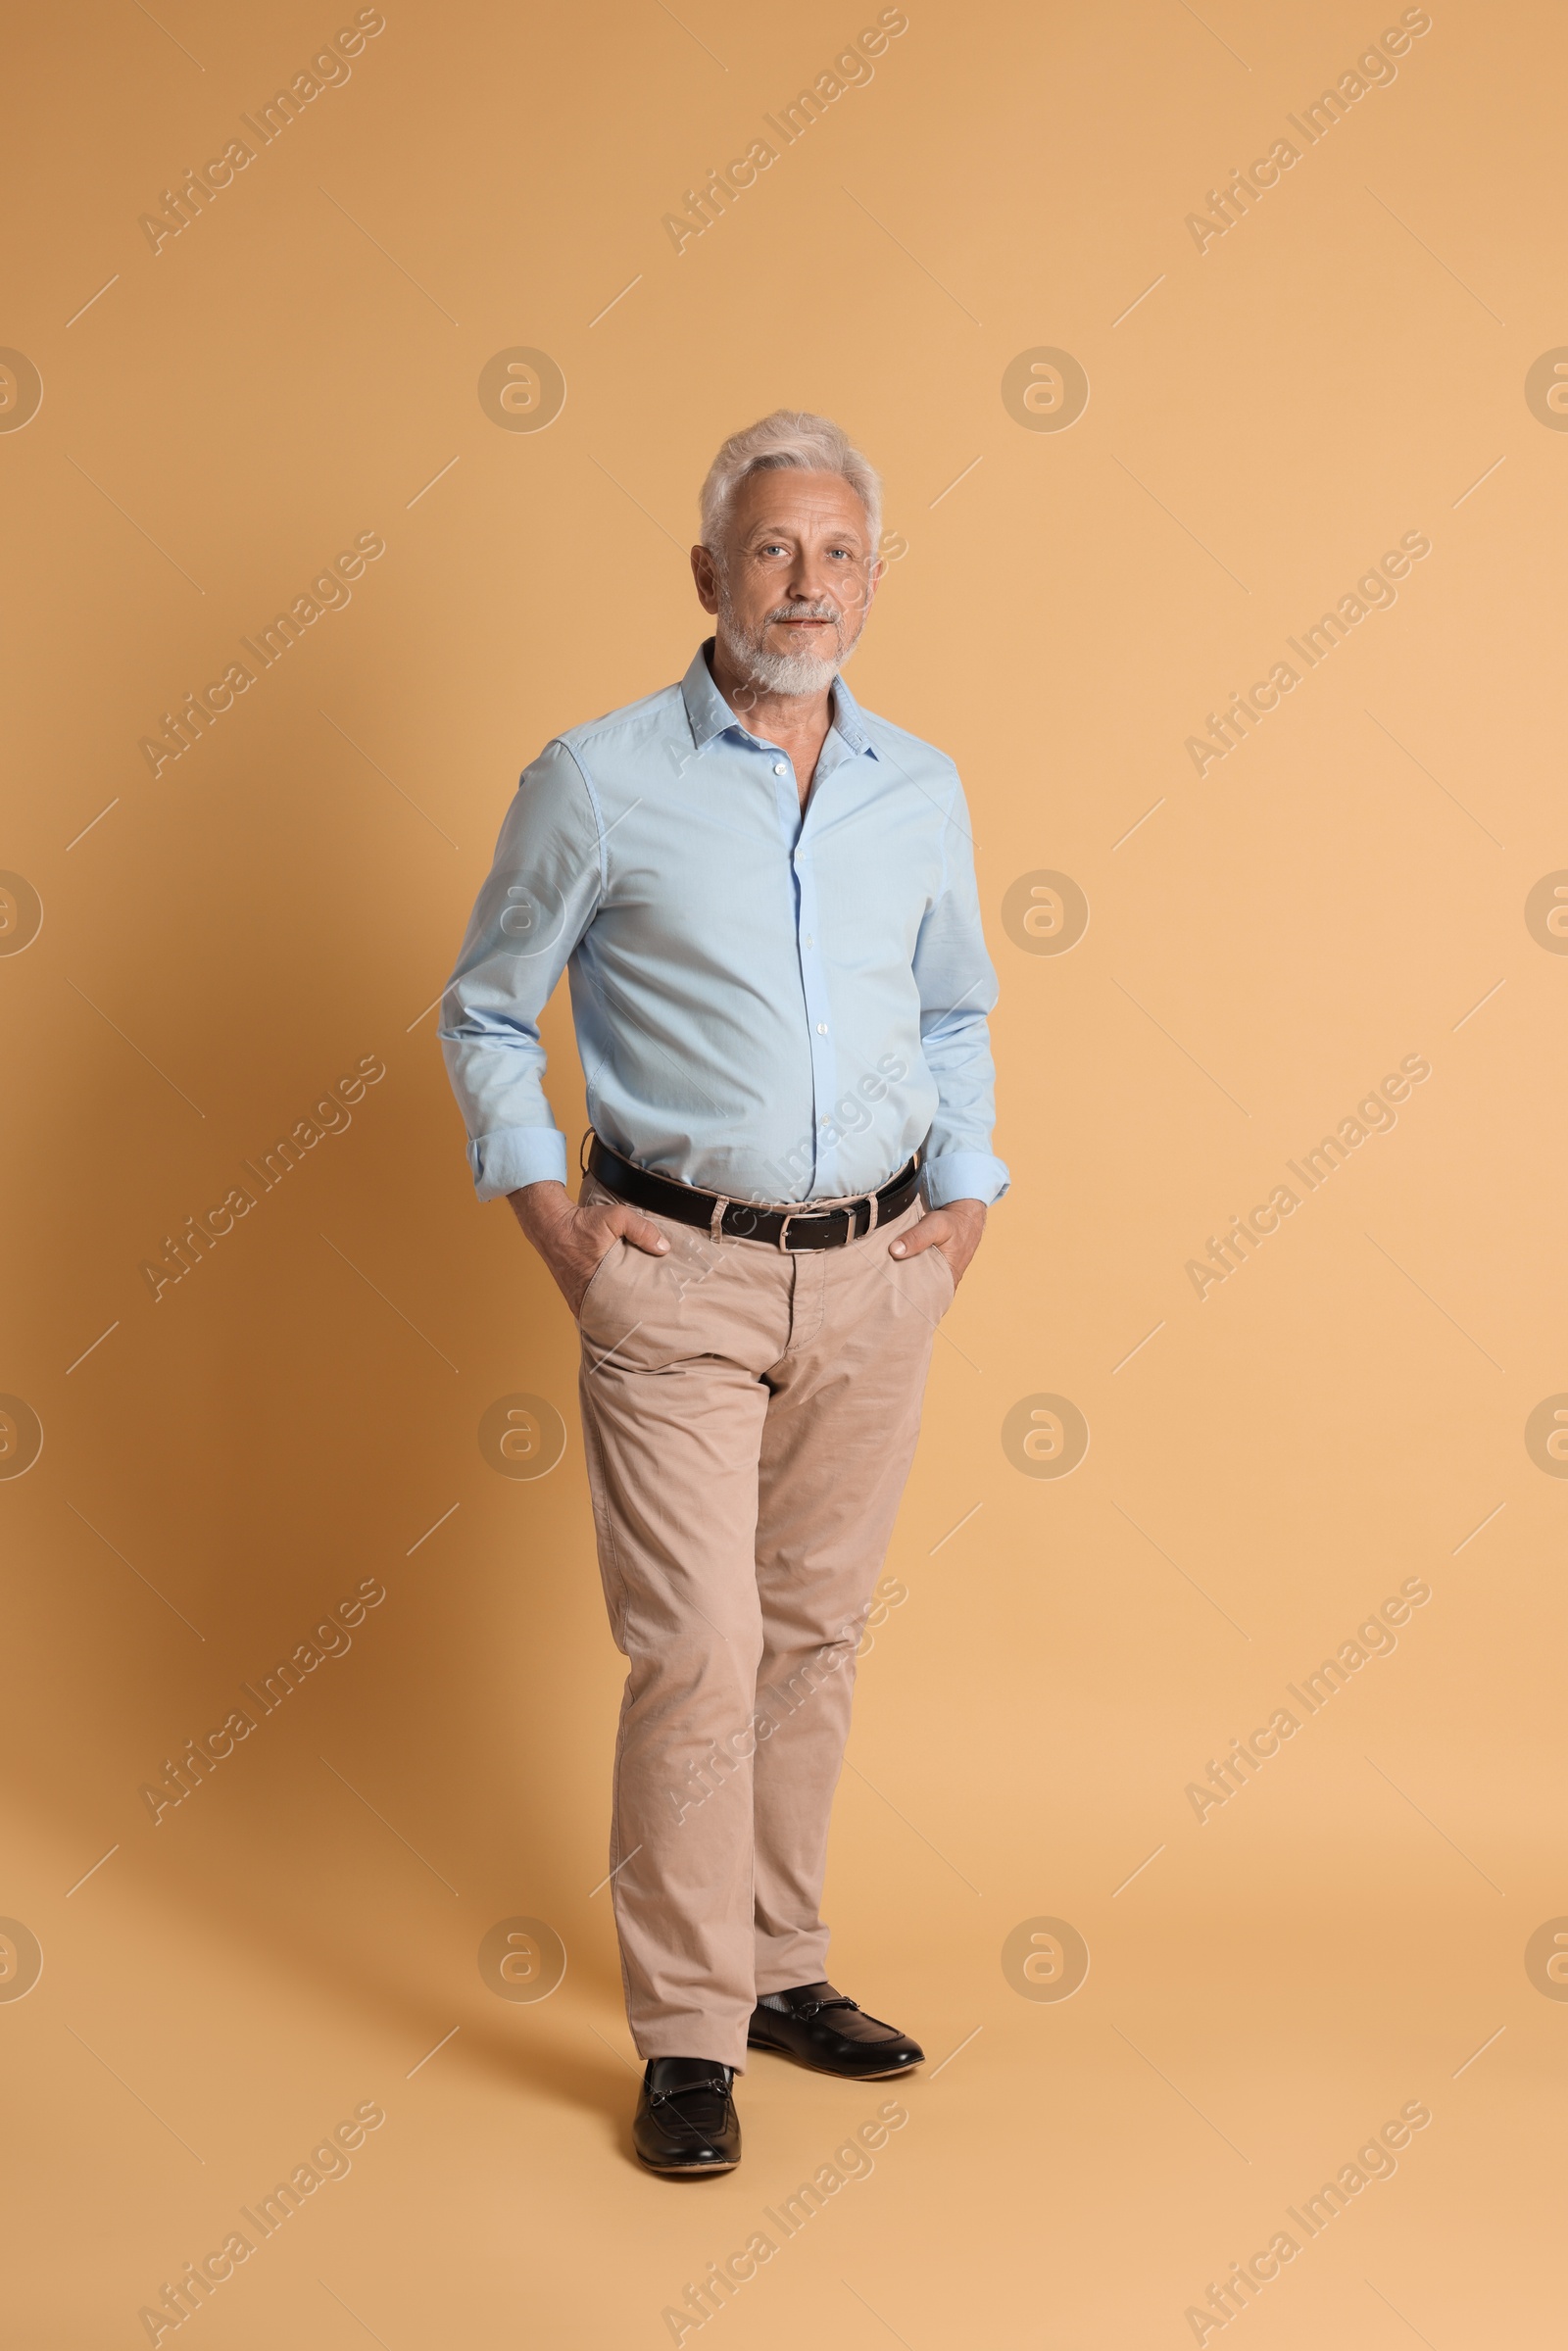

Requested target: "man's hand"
[
  {"left": 889, "top": 1198, "right": 986, "bottom": 1287},
  {"left": 507, "top": 1179, "right": 669, "bottom": 1316}
]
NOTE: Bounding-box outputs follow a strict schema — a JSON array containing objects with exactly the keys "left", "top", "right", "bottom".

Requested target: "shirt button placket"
[{"left": 796, "top": 849, "right": 832, "bottom": 1194}]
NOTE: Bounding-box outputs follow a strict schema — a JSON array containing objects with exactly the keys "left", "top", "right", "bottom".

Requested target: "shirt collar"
[
  {"left": 680, "top": 639, "right": 877, "bottom": 759},
  {"left": 680, "top": 640, "right": 735, "bottom": 749},
  {"left": 826, "top": 670, "right": 873, "bottom": 755}
]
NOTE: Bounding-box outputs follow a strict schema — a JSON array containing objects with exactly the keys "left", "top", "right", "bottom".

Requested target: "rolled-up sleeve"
[
  {"left": 913, "top": 779, "right": 1009, "bottom": 1208},
  {"left": 438, "top": 741, "right": 604, "bottom": 1202}
]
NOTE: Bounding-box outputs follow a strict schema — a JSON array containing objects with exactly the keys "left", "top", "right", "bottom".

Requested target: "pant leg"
[
  {"left": 574, "top": 1188, "right": 790, "bottom": 2069},
  {"left": 750, "top": 1198, "right": 954, "bottom": 1993}
]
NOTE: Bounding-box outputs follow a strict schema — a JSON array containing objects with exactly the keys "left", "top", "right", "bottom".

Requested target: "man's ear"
[
  {"left": 691, "top": 543, "right": 720, "bottom": 614},
  {"left": 850, "top": 556, "right": 886, "bottom": 625}
]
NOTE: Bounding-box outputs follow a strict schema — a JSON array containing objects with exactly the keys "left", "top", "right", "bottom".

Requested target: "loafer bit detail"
[
  {"left": 747, "top": 1981, "right": 924, "bottom": 2080},
  {"left": 633, "top": 2057, "right": 742, "bottom": 2175}
]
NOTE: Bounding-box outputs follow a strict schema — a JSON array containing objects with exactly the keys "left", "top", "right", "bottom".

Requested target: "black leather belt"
[{"left": 584, "top": 1133, "right": 923, "bottom": 1250}]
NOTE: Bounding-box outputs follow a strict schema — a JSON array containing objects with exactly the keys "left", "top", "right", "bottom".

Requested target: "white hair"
[{"left": 699, "top": 410, "right": 882, "bottom": 554}]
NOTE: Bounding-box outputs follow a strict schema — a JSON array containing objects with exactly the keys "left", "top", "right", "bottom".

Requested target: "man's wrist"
[{"left": 507, "top": 1178, "right": 573, "bottom": 1232}]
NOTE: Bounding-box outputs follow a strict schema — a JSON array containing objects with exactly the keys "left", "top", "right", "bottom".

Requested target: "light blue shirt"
[{"left": 439, "top": 643, "right": 1008, "bottom": 1210}]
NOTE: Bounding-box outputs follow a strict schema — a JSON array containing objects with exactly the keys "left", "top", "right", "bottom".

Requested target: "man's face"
[{"left": 693, "top": 468, "right": 882, "bottom": 698}]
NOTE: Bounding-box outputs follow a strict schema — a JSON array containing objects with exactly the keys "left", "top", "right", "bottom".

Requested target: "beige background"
[{"left": 4, "top": 0, "right": 1566, "bottom": 2341}]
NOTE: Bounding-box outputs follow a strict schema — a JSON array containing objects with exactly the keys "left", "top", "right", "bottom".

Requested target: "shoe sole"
[
  {"left": 636, "top": 2154, "right": 740, "bottom": 2176},
  {"left": 746, "top": 2038, "right": 923, "bottom": 2081}
]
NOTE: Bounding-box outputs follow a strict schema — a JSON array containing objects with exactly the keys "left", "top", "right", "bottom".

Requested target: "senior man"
[{"left": 440, "top": 410, "right": 1006, "bottom": 2175}]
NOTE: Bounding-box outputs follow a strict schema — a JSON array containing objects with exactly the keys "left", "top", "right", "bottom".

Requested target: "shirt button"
[
  {"left": 816, "top": 1022, "right": 828, "bottom": 1035},
  {"left": 773, "top": 761, "right": 788, "bottom": 775},
  {"left": 803, "top": 934, "right": 813, "bottom": 947}
]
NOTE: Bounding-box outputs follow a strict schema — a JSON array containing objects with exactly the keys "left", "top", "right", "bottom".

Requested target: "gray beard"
[
  {"left": 716, "top": 593, "right": 858, "bottom": 700},
  {"left": 729, "top": 639, "right": 843, "bottom": 696}
]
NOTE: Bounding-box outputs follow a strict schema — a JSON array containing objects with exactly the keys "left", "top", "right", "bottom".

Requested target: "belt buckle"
[
  {"left": 779, "top": 1205, "right": 850, "bottom": 1252},
  {"left": 778, "top": 1209, "right": 832, "bottom": 1252}
]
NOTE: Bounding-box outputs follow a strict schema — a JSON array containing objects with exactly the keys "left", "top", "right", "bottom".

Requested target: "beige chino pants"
[{"left": 575, "top": 1174, "right": 953, "bottom": 2069}]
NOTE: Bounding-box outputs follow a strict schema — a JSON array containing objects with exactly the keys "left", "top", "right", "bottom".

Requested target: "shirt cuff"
[
  {"left": 921, "top": 1151, "right": 1010, "bottom": 1208},
  {"left": 469, "top": 1125, "right": 569, "bottom": 1203}
]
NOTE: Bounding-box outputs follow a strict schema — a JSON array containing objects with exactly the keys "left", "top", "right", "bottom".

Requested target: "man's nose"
[{"left": 786, "top": 548, "right": 837, "bottom": 606}]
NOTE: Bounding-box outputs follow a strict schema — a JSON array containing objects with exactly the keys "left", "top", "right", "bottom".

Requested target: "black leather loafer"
[
  {"left": 747, "top": 1982, "right": 924, "bottom": 2080},
  {"left": 633, "top": 2057, "right": 741, "bottom": 2175}
]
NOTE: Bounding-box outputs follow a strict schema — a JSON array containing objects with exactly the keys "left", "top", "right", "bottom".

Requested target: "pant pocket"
[
  {"left": 576, "top": 1238, "right": 628, "bottom": 1322},
  {"left": 926, "top": 1242, "right": 956, "bottom": 1312}
]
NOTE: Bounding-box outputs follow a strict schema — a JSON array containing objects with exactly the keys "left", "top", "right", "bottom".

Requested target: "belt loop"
[
  {"left": 864, "top": 1190, "right": 878, "bottom": 1235},
  {"left": 579, "top": 1127, "right": 594, "bottom": 1178},
  {"left": 710, "top": 1194, "right": 729, "bottom": 1243}
]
